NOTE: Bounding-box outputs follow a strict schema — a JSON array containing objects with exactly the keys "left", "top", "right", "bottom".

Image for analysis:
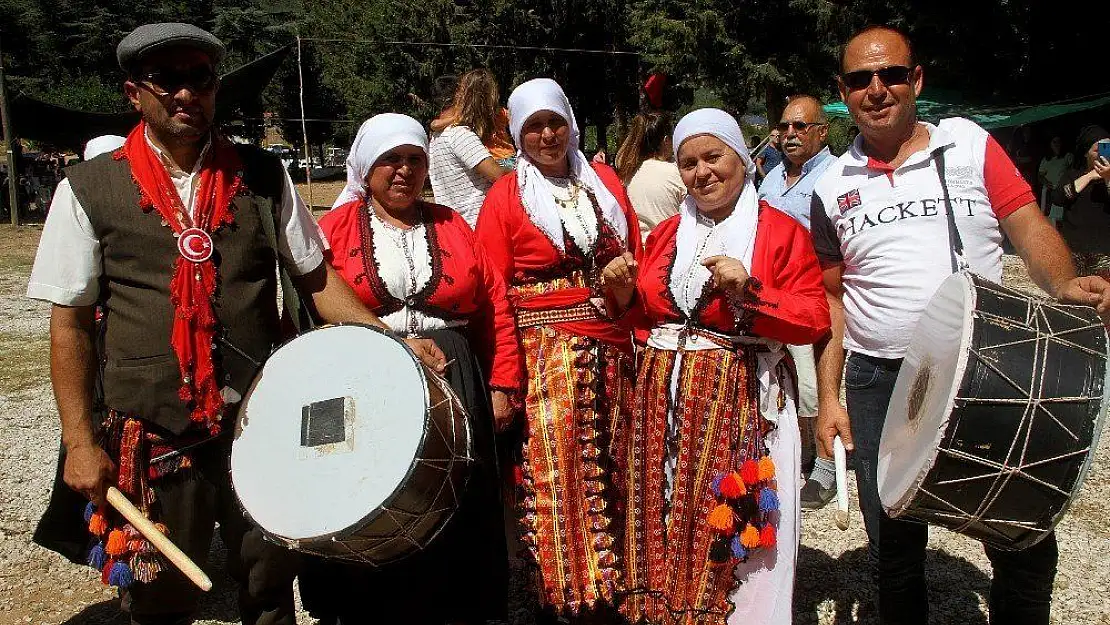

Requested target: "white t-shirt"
[
  {"left": 627, "top": 159, "right": 685, "bottom": 237},
  {"left": 428, "top": 125, "right": 495, "bottom": 227},
  {"left": 27, "top": 135, "right": 324, "bottom": 307},
  {"left": 811, "top": 118, "right": 1035, "bottom": 359}
]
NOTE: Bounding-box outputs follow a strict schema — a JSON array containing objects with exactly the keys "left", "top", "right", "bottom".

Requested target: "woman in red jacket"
[
  {"left": 601, "top": 108, "right": 830, "bottom": 625},
  {"left": 475, "top": 78, "right": 641, "bottom": 621},
  {"left": 303, "top": 113, "right": 520, "bottom": 625}
]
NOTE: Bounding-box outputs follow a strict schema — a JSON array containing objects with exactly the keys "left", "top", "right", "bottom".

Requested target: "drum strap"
[
  {"left": 256, "top": 194, "right": 316, "bottom": 334},
  {"left": 932, "top": 148, "right": 970, "bottom": 274}
]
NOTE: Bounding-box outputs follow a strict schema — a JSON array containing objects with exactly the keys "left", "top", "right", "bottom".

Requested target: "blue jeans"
[{"left": 845, "top": 352, "right": 1058, "bottom": 625}]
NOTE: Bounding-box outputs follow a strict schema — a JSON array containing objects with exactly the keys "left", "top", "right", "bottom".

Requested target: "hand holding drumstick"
[{"left": 107, "top": 487, "right": 213, "bottom": 591}]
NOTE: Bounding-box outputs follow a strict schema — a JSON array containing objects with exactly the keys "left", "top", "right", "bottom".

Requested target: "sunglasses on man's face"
[
  {"left": 840, "top": 65, "right": 914, "bottom": 92},
  {"left": 775, "top": 120, "right": 827, "bottom": 133},
  {"left": 135, "top": 66, "right": 218, "bottom": 97}
]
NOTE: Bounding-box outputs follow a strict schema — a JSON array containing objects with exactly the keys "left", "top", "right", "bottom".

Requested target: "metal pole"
[
  {"left": 295, "top": 30, "right": 313, "bottom": 211},
  {"left": 0, "top": 32, "right": 21, "bottom": 225}
]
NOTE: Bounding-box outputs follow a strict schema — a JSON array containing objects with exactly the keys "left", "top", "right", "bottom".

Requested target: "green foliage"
[
  {"left": 826, "top": 117, "right": 856, "bottom": 156},
  {"left": 2, "top": 0, "right": 1107, "bottom": 154}
]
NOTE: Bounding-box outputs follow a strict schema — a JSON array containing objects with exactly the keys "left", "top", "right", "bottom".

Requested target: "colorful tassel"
[
  {"left": 760, "top": 523, "right": 777, "bottom": 547},
  {"left": 758, "top": 456, "right": 776, "bottom": 481},
  {"left": 740, "top": 459, "right": 760, "bottom": 486},
  {"left": 83, "top": 502, "right": 96, "bottom": 523},
  {"left": 101, "top": 560, "right": 114, "bottom": 585},
  {"left": 105, "top": 529, "right": 127, "bottom": 556},
  {"left": 108, "top": 560, "right": 134, "bottom": 588},
  {"left": 130, "top": 554, "right": 162, "bottom": 584},
  {"left": 730, "top": 534, "right": 748, "bottom": 560},
  {"left": 759, "top": 487, "right": 780, "bottom": 513},
  {"left": 87, "top": 542, "right": 107, "bottom": 569},
  {"left": 88, "top": 512, "right": 109, "bottom": 537},
  {"left": 711, "top": 472, "right": 724, "bottom": 497},
  {"left": 707, "top": 504, "right": 735, "bottom": 534},
  {"left": 740, "top": 524, "right": 761, "bottom": 549},
  {"left": 720, "top": 472, "right": 747, "bottom": 499}
]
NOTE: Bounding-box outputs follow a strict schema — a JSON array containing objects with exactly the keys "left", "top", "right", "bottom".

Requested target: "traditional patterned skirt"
[
  {"left": 621, "top": 343, "right": 781, "bottom": 625},
  {"left": 511, "top": 280, "right": 635, "bottom": 615}
]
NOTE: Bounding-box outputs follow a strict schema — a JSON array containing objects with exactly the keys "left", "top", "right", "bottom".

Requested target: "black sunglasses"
[
  {"left": 775, "top": 120, "right": 827, "bottom": 133},
  {"left": 135, "top": 66, "right": 218, "bottom": 97},
  {"left": 840, "top": 65, "right": 914, "bottom": 91}
]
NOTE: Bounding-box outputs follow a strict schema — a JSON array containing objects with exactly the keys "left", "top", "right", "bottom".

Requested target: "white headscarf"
[
  {"left": 83, "top": 135, "right": 127, "bottom": 160},
  {"left": 507, "top": 78, "right": 627, "bottom": 251},
  {"left": 669, "top": 108, "right": 761, "bottom": 314},
  {"left": 332, "top": 113, "right": 430, "bottom": 209}
]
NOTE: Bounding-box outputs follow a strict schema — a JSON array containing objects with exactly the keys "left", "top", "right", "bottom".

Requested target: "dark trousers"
[
  {"left": 845, "top": 352, "right": 1058, "bottom": 625},
  {"left": 122, "top": 438, "right": 298, "bottom": 625}
]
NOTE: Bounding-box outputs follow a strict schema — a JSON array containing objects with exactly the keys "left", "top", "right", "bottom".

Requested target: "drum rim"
[
  {"left": 880, "top": 271, "right": 977, "bottom": 517},
  {"left": 230, "top": 322, "right": 438, "bottom": 550},
  {"left": 1030, "top": 321, "right": 1110, "bottom": 549}
]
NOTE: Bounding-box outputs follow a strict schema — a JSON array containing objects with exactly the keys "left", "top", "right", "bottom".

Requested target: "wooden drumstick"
[
  {"left": 833, "top": 436, "right": 850, "bottom": 531},
  {"left": 106, "top": 487, "right": 213, "bottom": 592}
]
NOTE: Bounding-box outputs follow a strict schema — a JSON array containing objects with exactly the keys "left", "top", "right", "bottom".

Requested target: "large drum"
[
  {"left": 879, "top": 272, "right": 1109, "bottom": 550},
  {"left": 231, "top": 324, "right": 471, "bottom": 564}
]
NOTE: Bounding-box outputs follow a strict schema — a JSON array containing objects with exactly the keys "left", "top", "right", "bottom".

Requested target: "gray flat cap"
[{"left": 117, "top": 23, "right": 225, "bottom": 71}]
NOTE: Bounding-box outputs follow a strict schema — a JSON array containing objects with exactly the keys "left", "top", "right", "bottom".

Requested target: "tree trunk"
[{"left": 765, "top": 82, "right": 785, "bottom": 129}]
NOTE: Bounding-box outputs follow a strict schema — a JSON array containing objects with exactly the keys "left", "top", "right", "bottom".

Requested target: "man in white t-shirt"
[
  {"left": 811, "top": 25, "right": 1110, "bottom": 625},
  {"left": 428, "top": 125, "right": 507, "bottom": 227}
]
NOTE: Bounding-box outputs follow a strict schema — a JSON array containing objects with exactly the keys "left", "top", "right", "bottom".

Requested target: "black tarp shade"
[{"left": 3, "top": 46, "right": 290, "bottom": 151}]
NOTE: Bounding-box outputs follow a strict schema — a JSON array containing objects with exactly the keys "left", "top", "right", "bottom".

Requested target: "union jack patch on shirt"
[{"left": 837, "top": 189, "right": 861, "bottom": 212}]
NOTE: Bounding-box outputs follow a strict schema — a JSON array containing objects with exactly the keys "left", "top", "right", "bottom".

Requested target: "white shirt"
[
  {"left": 27, "top": 134, "right": 325, "bottom": 307},
  {"left": 671, "top": 212, "right": 720, "bottom": 315},
  {"left": 811, "top": 117, "right": 1034, "bottom": 358},
  {"left": 545, "top": 176, "right": 599, "bottom": 252},
  {"left": 428, "top": 126, "right": 495, "bottom": 227},
  {"left": 363, "top": 209, "right": 460, "bottom": 335},
  {"left": 626, "top": 159, "right": 685, "bottom": 236}
]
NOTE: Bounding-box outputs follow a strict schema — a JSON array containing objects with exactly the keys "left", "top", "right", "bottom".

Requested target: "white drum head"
[
  {"left": 879, "top": 272, "right": 976, "bottom": 515},
  {"left": 231, "top": 325, "right": 427, "bottom": 542}
]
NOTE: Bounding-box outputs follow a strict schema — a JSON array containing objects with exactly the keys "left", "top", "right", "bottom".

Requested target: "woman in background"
[
  {"left": 1038, "top": 135, "right": 1073, "bottom": 227},
  {"left": 614, "top": 110, "right": 685, "bottom": 238},
  {"left": 428, "top": 68, "right": 514, "bottom": 227}
]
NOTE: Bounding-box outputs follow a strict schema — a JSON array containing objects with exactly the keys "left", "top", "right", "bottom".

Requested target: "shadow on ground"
[
  {"left": 795, "top": 546, "right": 991, "bottom": 625},
  {"left": 59, "top": 539, "right": 240, "bottom": 625},
  {"left": 54, "top": 539, "right": 992, "bottom": 625}
]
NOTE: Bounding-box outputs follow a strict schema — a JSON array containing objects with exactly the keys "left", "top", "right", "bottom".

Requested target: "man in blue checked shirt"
[{"left": 758, "top": 94, "right": 838, "bottom": 509}]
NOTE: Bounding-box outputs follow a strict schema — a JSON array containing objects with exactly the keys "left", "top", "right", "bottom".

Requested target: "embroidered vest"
[{"left": 65, "top": 146, "right": 286, "bottom": 435}]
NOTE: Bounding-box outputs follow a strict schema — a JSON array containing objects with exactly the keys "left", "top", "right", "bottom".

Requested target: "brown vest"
[{"left": 66, "top": 146, "right": 286, "bottom": 435}]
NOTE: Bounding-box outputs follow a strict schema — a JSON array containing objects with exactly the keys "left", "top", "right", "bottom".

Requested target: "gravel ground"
[{"left": 1, "top": 223, "right": 1107, "bottom": 625}]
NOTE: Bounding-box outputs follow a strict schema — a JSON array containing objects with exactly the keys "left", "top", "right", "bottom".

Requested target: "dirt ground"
[
  {"left": 1, "top": 223, "right": 1108, "bottom": 625},
  {"left": 293, "top": 181, "right": 346, "bottom": 212}
]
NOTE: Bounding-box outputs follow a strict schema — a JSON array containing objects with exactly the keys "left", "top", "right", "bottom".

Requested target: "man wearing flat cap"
[{"left": 28, "top": 23, "right": 446, "bottom": 625}]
